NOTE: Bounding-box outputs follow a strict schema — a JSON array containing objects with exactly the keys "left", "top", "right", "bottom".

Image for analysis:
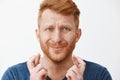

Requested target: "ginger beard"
[{"left": 39, "top": 37, "right": 77, "bottom": 63}]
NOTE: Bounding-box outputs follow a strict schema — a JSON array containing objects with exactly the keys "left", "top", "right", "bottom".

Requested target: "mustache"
[{"left": 47, "top": 42, "right": 68, "bottom": 47}]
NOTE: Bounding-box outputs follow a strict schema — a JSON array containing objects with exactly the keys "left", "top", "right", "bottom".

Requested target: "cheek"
[
  {"left": 40, "top": 33, "right": 50, "bottom": 42},
  {"left": 64, "top": 33, "right": 76, "bottom": 44}
]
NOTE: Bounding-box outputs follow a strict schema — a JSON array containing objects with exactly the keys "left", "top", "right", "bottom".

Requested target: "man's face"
[{"left": 36, "top": 9, "right": 81, "bottom": 63}]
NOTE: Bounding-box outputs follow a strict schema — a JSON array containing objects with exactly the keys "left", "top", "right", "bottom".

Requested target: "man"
[{"left": 2, "top": 0, "right": 112, "bottom": 80}]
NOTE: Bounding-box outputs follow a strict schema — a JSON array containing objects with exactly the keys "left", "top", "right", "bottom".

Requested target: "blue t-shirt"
[{"left": 1, "top": 60, "right": 112, "bottom": 80}]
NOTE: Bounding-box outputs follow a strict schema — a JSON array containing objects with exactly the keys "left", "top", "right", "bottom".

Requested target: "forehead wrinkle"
[{"left": 43, "top": 21, "right": 73, "bottom": 28}]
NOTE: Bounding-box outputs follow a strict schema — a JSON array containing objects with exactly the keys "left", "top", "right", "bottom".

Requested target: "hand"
[
  {"left": 66, "top": 55, "right": 86, "bottom": 80},
  {"left": 27, "top": 54, "right": 47, "bottom": 80}
]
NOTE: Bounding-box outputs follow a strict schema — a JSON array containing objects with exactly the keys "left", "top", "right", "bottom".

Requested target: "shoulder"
[
  {"left": 10, "top": 62, "right": 29, "bottom": 75},
  {"left": 1, "top": 62, "right": 30, "bottom": 80},
  {"left": 84, "top": 60, "right": 105, "bottom": 71},
  {"left": 10, "top": 62, "right": 29, "bottom": 72},
  {"left": 84, "top": 60, "right": 112, "bottom": 80}
]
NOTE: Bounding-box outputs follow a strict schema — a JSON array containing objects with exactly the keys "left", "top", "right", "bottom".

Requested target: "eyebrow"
[{"left": 43, "top": 23, "right": 73, "bottom": 27}]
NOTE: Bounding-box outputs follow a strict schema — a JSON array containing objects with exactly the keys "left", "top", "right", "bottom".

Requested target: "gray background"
[{"left": 0, "top": 0, "right": 120, "bottom": 79}]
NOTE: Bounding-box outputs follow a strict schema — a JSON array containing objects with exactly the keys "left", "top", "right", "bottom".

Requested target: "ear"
[
  {"left": 35, "top": 28, "right": 40, "bottom": 41},
  {"left": 76, "top": 28, "right": 82, "bottom": 42}
]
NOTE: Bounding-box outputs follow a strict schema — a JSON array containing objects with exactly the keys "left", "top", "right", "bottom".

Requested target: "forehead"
[{"left": 39, "top": 9, "right": 75, "bottom": 27}]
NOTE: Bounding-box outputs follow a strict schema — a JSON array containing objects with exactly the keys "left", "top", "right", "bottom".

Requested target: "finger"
[
  {"left": 72, "top": 55, "right": 79, "bottom": 67},
  {"left": 70, "top": 65, "right": 79, "bottom": 75},
  {"left": 72, "top": 55, "right": 86, "bottom": 74},
  {"left": 34, "top": 53, "right": 40, "bottom": 66},
  {"left": 72, "top": 55, "right": 85, "bottom": 68},
  {"left": 32, "top": 64, "right": 44, "bottom": 73},
  {"left": 66, "top": 69, "right": 76, "bottom": 80},
  {"left": 30, "top": 68, "right": 47, "bottom": 80},
  {"left": 38, "top": 69, "right": 48, "bottom": 80},
  {"left": 66, "top": 68, "right": 83, "bottom": 80},
  {"left": 66, "top": 76, "right": 71, "bottom": 80},
  {"left": 66, "top": 72, "right": 71, "bottom": 80},
  {"left": 77, "top": 57, "right": 86, "bottom": 73},
  {"left": 27, "top": 55, "right": 36, "bottom": 70}
]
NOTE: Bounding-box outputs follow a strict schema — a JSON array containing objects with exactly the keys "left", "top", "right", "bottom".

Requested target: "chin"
[
  {"left": 51, "top": 56, "right": 65, "bottom": 63},
  {"left": 49, "top": 57, "right": 66, "bottom": 64},
  {"left": 48, "top": 51, "right": 72, "bottom": 63}
]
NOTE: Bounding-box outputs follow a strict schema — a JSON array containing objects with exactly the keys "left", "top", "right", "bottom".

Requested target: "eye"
[
  {"left": 63, "top": 27, "right": 71, "bottom": 31},
  {"left": 46, "top": 28, "right": 54, "bottom": 32}
]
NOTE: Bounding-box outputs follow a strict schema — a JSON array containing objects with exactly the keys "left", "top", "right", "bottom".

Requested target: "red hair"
[{"left": 38, "top": 0, "right": 80, "bottom": 27}]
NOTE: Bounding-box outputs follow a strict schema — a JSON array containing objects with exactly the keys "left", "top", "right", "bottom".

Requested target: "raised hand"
[
  {"left": 66, "top": 55, "right": 86, "bottom": 80},
  {"left": 27, "top": 54, "right": 47, "bottom": 80}
]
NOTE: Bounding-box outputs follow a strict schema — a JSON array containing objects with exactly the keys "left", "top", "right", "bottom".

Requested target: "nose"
[{"left": 52, "top": 29, "right": 62, "bottom": 43}]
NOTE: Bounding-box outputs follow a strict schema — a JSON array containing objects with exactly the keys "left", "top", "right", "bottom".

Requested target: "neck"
[{"left": 40, "top": 55, "right": 73, "bottom": 80}]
